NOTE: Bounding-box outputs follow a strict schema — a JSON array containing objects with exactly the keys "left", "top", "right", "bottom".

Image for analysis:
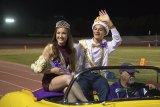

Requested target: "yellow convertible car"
[{"left": 0, "top": 65, "right": 160, "bottom": 107}]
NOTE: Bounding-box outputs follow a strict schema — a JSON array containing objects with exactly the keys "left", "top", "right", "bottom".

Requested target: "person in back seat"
[{"left": 108, "top": 62, "right": 157, "bottom": 100}]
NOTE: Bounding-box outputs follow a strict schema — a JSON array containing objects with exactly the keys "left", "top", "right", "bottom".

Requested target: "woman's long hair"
[{"left": 51, "top": 27, "right": 76, "bottom": 71}]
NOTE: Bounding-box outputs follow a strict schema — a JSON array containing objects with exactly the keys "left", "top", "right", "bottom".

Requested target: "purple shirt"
[{"left": 108, "top": 80, "right": 146, "bottom": 100}]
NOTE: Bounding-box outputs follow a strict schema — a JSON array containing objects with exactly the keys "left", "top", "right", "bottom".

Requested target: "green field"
[
  {"left": 0, "top": 48, "right": 42, "bottom": 65},
  {"left": 109, "top": 47, "right": 160, "bottom": 67},
  {"left": 0, "top": 46, "right": 159, "bottom": 83},
  {"left": 0, "top": 47, "right": 159, "bottom": 67}
]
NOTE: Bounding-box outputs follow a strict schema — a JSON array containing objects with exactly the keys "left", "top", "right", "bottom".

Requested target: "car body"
[{"left": 0, "top": 65, "right": 160, "bottom": 107}]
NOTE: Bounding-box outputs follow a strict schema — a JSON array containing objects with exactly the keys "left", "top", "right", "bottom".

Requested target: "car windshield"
[{"left": 64, "top": 66, "right": 160, "bottom": 103}]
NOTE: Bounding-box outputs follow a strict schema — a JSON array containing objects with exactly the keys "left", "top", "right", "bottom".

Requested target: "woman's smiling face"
[{"left": 56, "top": 27, "right": 68, "bottom": 46}]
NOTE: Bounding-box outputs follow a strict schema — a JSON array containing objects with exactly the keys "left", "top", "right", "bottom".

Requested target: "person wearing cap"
[
  {"left": 75, "top": 10, "right": 122, "bottom": 102},
  {"left": 34, "top": 20, "right": 88, "bottom": 102},
  {"left": 107, "top": 62, "right": 156, "bottom": 100}
]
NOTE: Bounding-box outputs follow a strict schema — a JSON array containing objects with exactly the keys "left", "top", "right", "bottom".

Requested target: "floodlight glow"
[{"left": 5, "top": 18, "right": 15, "bottom": 23}]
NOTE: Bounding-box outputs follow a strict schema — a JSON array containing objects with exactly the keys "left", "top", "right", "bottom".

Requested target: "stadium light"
[{"left": 5, "top": 18, "right": 15, "bottom": 24}]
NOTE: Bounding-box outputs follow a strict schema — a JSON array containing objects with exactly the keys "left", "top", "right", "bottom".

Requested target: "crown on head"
[
  {"left": 92, "top": 16, "right": 109, "bottom": 35},
  {"left": 56, "top": 20, "right": 70, "bottom": 29}
]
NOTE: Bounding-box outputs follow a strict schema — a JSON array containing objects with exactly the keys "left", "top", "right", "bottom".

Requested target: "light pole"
[{"left": 155, "top": 32, "right": 158, "bottom": 47}]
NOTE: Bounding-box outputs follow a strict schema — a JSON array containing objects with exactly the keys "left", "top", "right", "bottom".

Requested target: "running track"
[{"left": 0, "top": 61, "right": 43, "bottom": 97}]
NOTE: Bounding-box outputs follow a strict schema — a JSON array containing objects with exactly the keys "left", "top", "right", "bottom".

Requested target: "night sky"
[
  {"left": 1, "top": 0, "right": 160, "bottom": 19},
  {"left": 0, "top": 0, "right": 160, "bottom": 35}
]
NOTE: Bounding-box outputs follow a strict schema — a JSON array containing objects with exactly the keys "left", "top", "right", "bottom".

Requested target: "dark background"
[{"left": 0, "top": 0, "right": 160, "bottom": 37}]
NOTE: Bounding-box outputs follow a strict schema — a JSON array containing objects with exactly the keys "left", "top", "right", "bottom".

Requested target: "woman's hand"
[{"left": 50, "top": 67, "right": 65, "bottom": 75}]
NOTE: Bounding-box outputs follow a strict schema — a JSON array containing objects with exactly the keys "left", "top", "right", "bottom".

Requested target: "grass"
[
  {"left": 0, "top": 46, "right": 159, "bottom": 83},
  {"left": 0, "top": 46, "right": 159, "bottom": 67},
  {"left": 109, "top": 46, "right": 160, "bottom": 67},
  {"left": 0, "top": 48, "right": 43, "bottom": 65}
]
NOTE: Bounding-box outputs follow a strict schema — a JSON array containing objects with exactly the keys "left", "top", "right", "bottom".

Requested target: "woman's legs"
[
  {"left": 49, "top": 75, "right": 87, "bottom": 102},
  {"left": 49, "top": 75, "right": 71, "bottom": 91},
  {"left": 71, "top": 81, "right": 88, "bottom": 102},
  {"left": 63, "top": 87, "right": 77, "bottom": 102}
]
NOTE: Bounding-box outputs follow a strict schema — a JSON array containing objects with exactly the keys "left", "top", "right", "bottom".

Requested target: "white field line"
[
  {"left": 0, "top": 80, "right": 31, "bottom": 91},
  {"left": 0, "top": 64, "right": 29, "bottom": 72},
  {"left": 0, "top": 70, "right": 41, "bottom": 83},
  {"left": 0, "top": 79, "right": 32, "bottom": 97},
  {"left": 0, "top": 63, "right": 43, "bottom": 76}
]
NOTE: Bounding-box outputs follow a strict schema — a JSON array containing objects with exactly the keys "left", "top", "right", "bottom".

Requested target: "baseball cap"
[{"left": 119, "top": 63, "right": 139, "bottom": 73}]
